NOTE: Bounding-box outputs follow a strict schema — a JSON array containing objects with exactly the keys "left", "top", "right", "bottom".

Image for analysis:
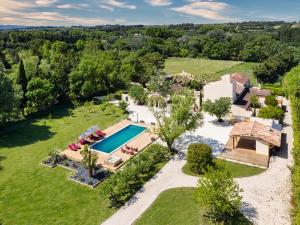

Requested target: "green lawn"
[
  {"left": 134, "top": 188, "right": 250, "bottom": 225},
  {"left": 182, "top": 159, "right": 265, "bottom": 178},
  {"left": 216, "top": 62, "right": 259, "bottom": 85},
  {"left": 165, "top": 57, "right": 258, "bottom": 84},
  {"left": 0, "top": 103, "right": 127, "bottom": 225}
]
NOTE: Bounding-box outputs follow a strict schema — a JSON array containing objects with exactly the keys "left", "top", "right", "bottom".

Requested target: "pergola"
[{"left": 229, "top": 121, "right": 281, "bottom": 156}]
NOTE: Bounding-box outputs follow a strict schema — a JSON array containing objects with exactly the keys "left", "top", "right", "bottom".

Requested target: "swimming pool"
[{"left": 91, "top": 125, "right": 147, "bottom": 154}]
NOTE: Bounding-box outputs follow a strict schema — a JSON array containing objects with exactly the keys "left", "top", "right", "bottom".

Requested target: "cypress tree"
[{"left": 16, "top": 59, "right": 27, "bottom": 109}]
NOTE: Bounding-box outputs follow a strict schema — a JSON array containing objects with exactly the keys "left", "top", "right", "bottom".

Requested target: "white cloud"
[
  {"left": 101, "top": 0, "right": 136, "bottom": 10},
  {"left": 145, "top": 0, "right": 172, "bottom": 6},
  {"left": 171, "top": 0, "right": 233, "bottom": 21},
  {"left": 0, "top": 0, "right": 124, "bottom": 26},
  {"left": 57, "top": 3, "right": 89, "bottom": 9},
  {"left": 98, "top": 4, "right": 114, "bottom": 12},
  {"left": 35, "top": 0, "right": 58, "bottom": 6}
]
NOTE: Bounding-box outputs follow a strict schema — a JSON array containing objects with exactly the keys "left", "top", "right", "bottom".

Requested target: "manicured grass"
[
  {"left": 134, "top": 188, "right": 250, "bottom": 225},
  {"left": 182, "top": 159, "right": 265, "bottom": 178},
  {"left": 165, "top": 57, "right": 258, "bottom": 84},
  {"left": 0, "top": 103, "right": 127, "bottom": 225},
  {"left": 216, "top": 62, "right": 259, "bottom": 85},
  {"left": 164, "top": 57, "right": 242, "bottom": 82}
]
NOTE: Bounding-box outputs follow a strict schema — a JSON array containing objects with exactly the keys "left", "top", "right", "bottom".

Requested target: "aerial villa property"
[{"left": 61, "top": 119, "right": 158, "bottom": 171}]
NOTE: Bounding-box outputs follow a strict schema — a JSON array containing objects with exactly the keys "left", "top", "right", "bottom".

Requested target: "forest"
[{"left": 0, "top": 21, "right": 300, "bottom": 126}]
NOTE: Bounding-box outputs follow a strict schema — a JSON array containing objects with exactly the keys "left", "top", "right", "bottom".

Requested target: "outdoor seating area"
[
  {"left": 61, "top": 120, "right": 158, "bottom": 171},
  {"left": 220, "top": 121, "right": 282, "bottom": 168}
]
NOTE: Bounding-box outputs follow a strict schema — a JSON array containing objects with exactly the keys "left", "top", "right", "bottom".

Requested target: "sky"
[{"left": 0, "top": 0, "right": 300, "bottom": 26}]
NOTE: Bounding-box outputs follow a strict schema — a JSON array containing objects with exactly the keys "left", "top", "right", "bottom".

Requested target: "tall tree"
[
  {"left": 151, "top": 89, "right": 202, "bottom": 152},
  {"left": 16, "top": 58, "right": 27, "bottom": 110},
  {"left": 195, "top": 162, "right": 243, "bottom": 223}
]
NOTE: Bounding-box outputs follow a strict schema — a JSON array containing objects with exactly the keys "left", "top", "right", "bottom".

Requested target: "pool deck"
[{"left": 60, "top": 120, "right": 158, "bottom": 171}]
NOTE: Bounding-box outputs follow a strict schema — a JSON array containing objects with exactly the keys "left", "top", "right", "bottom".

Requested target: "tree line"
[{"left": 0, "top": 22, "right": 300, "bottom": 126}]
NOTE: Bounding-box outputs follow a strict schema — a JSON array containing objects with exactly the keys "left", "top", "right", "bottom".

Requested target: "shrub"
[
  {"left": 187, "top": 143, "right": 213, "bottom": 174},
  {"left": 258, "top": 105, "right": 284, "bottom": 121},
  {"left": 264, "top": 95, "right": 278, "bottom": 106},
  {"left": 101, "top": 144, "right": 169, "bottom": 208},
  {"left": 114, "top": 90, "right": 123, "bottom": 100},
  {"left": 283, "top": 65, "right": 300, "bottom": 223},
  {"left": 129, "top": 84, "right": 147, "bottom": 105},
  {"left": 119, "top": 100, "right": 129, "bottom": 112}
]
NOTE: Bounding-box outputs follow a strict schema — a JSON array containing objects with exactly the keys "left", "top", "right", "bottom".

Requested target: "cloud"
[
  {"left": 0, "top": 0, "right": 124, "bottom": 26},
  {"left": 101, "top": 0, "right": 136, "bottom": 10},
  {"left": 98, "top": 4, "right": 115, "bottom": 12},
  {"left": 57, "top": 3, "right": 89, "bottom": 9},
  {"left": 145, "top": 0, "right": 172, "bottom": 6},
  {"left": 35, "top": 0, "right": 58, "bottom": 6},
  {"left": 171, "top": 0, "right": 233, "bottom": 21}
]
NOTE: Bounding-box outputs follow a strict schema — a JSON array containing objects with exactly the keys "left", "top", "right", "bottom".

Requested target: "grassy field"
[
  {"left": 165, "top": 57, "right": 258, "bottom": 83},
  {"left": 216, "top": 62, "right": 259, "bottom": 85},
  {"left": 0, "top": 103, "right": 127, "bottom": 225},
  {"left": 134, "top": 188, "right": 250, "bottom": 225},
  {"left": 182, "top": 159, "right": 265, "bottom": 178}
]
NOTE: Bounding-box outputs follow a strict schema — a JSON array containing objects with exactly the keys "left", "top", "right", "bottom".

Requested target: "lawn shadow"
[
  {"left": 0, "top": 155, "right": 6, "bottom": 170},
  {"left": 173, "top": 134, "right": 225, "bottom": 157},
  {"left": 0, "top": 123, "right": 55, "bottom": 148}
]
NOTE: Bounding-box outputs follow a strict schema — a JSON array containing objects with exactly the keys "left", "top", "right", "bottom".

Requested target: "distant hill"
[{"left": 0, "top": 25, "right": 27, "bottom": 30}]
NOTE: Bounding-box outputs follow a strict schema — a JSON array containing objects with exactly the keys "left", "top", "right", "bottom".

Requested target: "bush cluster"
[
  {"left": 283, "top": 65, "right": 300, "bottom": 223},
  {"left": 101, "top": 144, "right": 170, "bottom": 208},
  {"left": 187, "top": 143, "right": 213, "bottom": 174}
]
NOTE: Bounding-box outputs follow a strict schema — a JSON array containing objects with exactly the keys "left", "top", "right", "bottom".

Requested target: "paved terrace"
[{"left": 61, "top": 120, "right": 158, "bottom": 171}]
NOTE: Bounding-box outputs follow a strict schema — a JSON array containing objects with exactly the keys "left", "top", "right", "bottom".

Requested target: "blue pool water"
[{"left": 91, "top": 125, "right": 147, "bottom": 154}]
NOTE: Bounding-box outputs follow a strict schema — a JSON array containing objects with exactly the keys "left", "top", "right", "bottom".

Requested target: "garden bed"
[{"left": 42, "top": 155, "right": 110, "bottom": 188}]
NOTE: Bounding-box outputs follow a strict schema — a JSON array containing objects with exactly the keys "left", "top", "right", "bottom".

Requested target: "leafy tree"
[
  {"left": 16, "top": 58, "right": 27, "bottom": 109},
  {"left": 80, "top": 145, "right": 98, "bottom": 177},
  {"left": 264, "top": 95, "right": 278, "bottom": 107},
  {"left": 26, "top": 77, "right": 54, "bottom": 111},
  {"left": 152, "top": 89, "right": 202, "bottom": 152},
  {"left": 119, "top": 100, "right": 129, "bottom": 112},
  {"left": 250, "top": 95, "right": 260, "bottom": 116},
  {"left": 139, "top": 52, "right": 165, "bottom": 86},
  {"left": 129, "top": 84, "right": 147, "bottom": 105},
  {"left": 187, "top": 143, "right": 212, "bottom": 174},
  {"left": 203, "top": 97, "right": 231, "bottom": 122},
  {"left": 258, "top": 105, "right": 284, "bottom": 121},
  {"left": 195, "top": 162, "right": 243, "bottom": 223},
  {"left": 0, "top": 63, "right": 20, "bottom": 123},
  {"left": 148, "top": 70, "right": 171, "bottom": 97}
]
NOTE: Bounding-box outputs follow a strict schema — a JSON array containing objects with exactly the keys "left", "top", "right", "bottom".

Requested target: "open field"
[
  {"left": 134, "top": 188, "right": 250, "bottom": 225},
  {"left": 182, "top": 159, "right": 265, "bottom": 178},
  {"left": 165, "top": 57, "right": 258, "bottom": 83},
  {"left": 0, "top": 103, "right": 126, "bottom": 225}
]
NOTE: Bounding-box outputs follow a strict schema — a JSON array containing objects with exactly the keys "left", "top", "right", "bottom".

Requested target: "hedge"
[
  {"left": 283, "top": 65, "right": 300, "bottom": 223},
  {"left": 100, "top": 144, "right": 170, "bottom": 208}
]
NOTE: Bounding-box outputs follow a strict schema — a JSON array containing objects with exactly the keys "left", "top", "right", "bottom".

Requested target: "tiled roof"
[
  {"left": 230, "top": 121, "right": 281, "bottom": 147},
  {"left": 231, "top": 73, "right": 250, "bottom": 86},
  {"left": 249, "top": 87, "right": 272, "bottom": 97}
]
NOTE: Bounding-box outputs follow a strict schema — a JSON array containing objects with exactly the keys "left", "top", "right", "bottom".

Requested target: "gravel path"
[
  {"left": 102, "top": 99, "right": 293, "bottom": 225},
  {"left": 237, "top": 98, "right": 293, "bottom": 225}
]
